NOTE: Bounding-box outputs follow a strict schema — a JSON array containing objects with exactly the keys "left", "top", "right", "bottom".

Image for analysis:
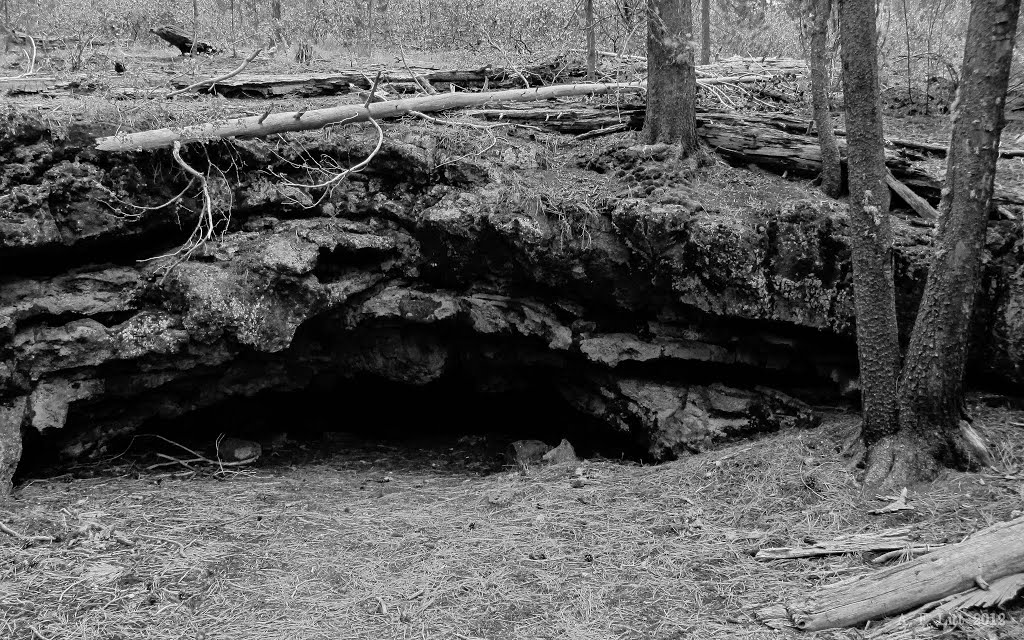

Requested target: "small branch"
[
  {"left": 363, "top": 70, "right": 383, "bottom": 108},
  {"left": 166, "top": 48, "right": 262, "bottom": 98},
  {"left": 398, "top": 43, "right": 436, "bottom": 95},
  {"left": 0, "top": 520, "right": 55, "bottom": 543}
]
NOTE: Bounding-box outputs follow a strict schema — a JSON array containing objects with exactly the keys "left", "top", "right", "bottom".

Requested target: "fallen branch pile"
[{"left": 172, "top": 55, "right": 806, "bottom": 99}]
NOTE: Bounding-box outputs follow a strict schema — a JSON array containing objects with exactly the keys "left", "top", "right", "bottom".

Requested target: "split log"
[
  {"left": 179, "top": 68, "right": 507, "bottom": 99},
  {"left": 769, "top": 515, "right": 1024, "bottom": 631},
  {"left": 177, "top": 56, "right": 805, "bottom": 100},
  {"left": 754, "top": 527, "right": 944, "bottom": 560},
  {"left": 149, "top": 25, "right": 216, "bottom": 56},
  {"left": 94, "top": 82, "right": 645, "bottom": 152}
]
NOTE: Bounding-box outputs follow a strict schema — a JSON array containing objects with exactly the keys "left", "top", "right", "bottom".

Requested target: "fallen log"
[
  {"left": 149, "top": 25, "right": 216, "bottom": 56},
  {"left": 94, "top": 82, "right": 645, "bottom": 152},
  {"left": 754, "top": 527, "right": 944, "bottom": 561},
  {"left": 177, "top": 68, "right": 510, "bottom": 98},
  {"left": 181, "top": 67, "right": 786, "bottom": 100},
  {"left": 885, "top": 171, "right": 938, "bottom": 220},
  {"left": 469, "top": 104, "right": 1024, "bottom": 208},
  {"left": 760, "top": 515, "right": 1024, "bottom": 631}
]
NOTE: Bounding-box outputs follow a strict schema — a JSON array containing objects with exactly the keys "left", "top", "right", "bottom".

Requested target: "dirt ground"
[{"left": 2, "top": 398, "right": 1024, "bottom": 640}]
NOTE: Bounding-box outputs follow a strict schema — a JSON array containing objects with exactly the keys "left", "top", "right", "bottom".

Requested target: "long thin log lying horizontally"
[
  {"left": 94, "top": 83, "right": 644, "bottom": 152},
  {"left": 179, "top": 56, "right": 806, "bottom": 99},
  {"left": 766, "top": 515, "right": 1024, "bottom": 631}
]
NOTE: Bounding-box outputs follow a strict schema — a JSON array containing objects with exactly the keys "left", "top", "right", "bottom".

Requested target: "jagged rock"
[
  {"left": 217, "top": 437, "right": 261, "bottom": 462},
  {"left": 0, "top": 398, "right": 26, "bottom": 497},
  {"left": 0, "top": 113, "right": 1022, "bottom": 489},
  {"left": 506, "top": 439, "right": 551, "bottom": 467},
  {"left": 543, "top": 439, "right": 579, "bottom": 465}
]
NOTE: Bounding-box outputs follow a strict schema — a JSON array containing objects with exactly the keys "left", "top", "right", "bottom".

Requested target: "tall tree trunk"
[
  {"left": 700, "top": 0, "right": 711, "bottom": 64},
  {"left": 806, "top": 0, "right": 841, "bottom": 196},
  {"left": 838, "top": 0, "right": 901, "bottom": 464},
  {"left": 365, "top": 0, "right": 374, "bottom": 58},
  {"left": 585, "top": 0, "right": 597, "bottom": 80},
  {"left": 272, "top": 0, "right": 285, "bottom": 48},
  {"left": 191, "top": 0, "right": 199, "bottom": 57},
  {"left": 644, "top": 0, "right": 698, "bottom": 151},
  {"left": 871, "top": 0, "right": 1022, "bottom": 486}
]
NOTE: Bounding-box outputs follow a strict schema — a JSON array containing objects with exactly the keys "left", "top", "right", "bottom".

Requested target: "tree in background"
[
  {"left": 837, "top": 0, "right": 902, "bottom": 478},
  {"left": 804, "top": 0, "right": 841, "bottom": 196},
  {"left": 700, "top": 0, "right": 710, "bottom": 63},
  {"left": 585, "top": 0, "right": 597, "bottom": 80},
  {"left": 644, "top": 0, "right": 698, "bottom": 151},
  {"left": 867, "top": 0, "right": 1022, "bottom": 486}
]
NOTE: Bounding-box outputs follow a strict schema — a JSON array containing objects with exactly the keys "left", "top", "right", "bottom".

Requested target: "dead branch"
[
  {"left": 0, "top": 520, "right": 55, "bottom": 543},
  {"left": 94, "top": 82, "right": 644, "bottom": 152},
  {"left": 166, "top": 48, "right": 262, "bottom": 98},
  {"left": 399, "top": 43, "right": 437, "bottom": 95}
]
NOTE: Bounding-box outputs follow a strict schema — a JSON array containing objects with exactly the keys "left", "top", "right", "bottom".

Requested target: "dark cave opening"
[{"left": 13, "top": 372, "right": 640, "bottom": 484}]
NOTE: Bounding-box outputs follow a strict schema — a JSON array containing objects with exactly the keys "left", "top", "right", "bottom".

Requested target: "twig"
[
  {"left": 167, "top": 47, "right": 262, "bottom": 98},
  {"left": 29, "top": 625, "right": 55, "bottom": 640},
  {"left": 0, "top": 520, "right": 55, "bottom": 543},
  {"left": 398, "top": 43, "right": 436, "bottom": 95},
  {"left": 142, "top": 434, "right": 259, "bottom": 467},
  {"left": 363, "top": 70, "right": 383, "bottom": 108}
]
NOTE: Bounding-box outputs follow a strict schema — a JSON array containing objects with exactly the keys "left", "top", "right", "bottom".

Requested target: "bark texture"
[
  {"left": 700, "top": 0, "right": 711, "bottom": 64},
  {"left": 838, "top": 0, "right": 901, "bottom": 450},
  {"left": 585, "top": 0, "right": 598, "bottom": 80},
  {"left": 871, "top": 0, "right": 1023, "bottom": 486},
  {"left": 644, "top": 0, "right": 698, "bottom": 150},
  {"left": 782, "top": 515, "right": 1024, "bottom": 630},
  {"left": 805, "top": 0, "right": 842, "bottom": 197}
]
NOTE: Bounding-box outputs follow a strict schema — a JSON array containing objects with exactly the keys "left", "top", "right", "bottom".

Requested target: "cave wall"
[{"left": 1, "top": 111, "right": 1022, "bottom": 493}]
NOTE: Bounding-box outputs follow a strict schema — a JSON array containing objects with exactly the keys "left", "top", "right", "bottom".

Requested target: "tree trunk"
[
  {"left": 644, "top": 0, "right": 698, "bottom": 151},
  {"left": 838, "top": 0, "right": 901, "bottom": 459},
  {"left": 365, "top": 0, "right": 374, "bottom": 58},
  {"left": 700, "top": 0, "right": 711, "bottom": 64},
  {"left": 872, "top": 0, "right": 1022, "bottom": 486},
  {"left": 272, "top": 0, "right": 285, "bottom": 49},
  {"left": 585, "top": 0, "right": 597, "bottom": 81},
  {"left": 806, "top": 0, "right": 841, "bottom": 197}
]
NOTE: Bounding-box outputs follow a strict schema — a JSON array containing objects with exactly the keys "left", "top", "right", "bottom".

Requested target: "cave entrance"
[{"left": 14, "top": 374, "right": 634, "bottom": 483}]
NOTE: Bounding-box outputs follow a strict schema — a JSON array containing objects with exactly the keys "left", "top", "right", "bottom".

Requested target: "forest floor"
[
  {"left": 2, "top": 398, "right": 1024, "bottom": 640},
  {"left": 4, "top": 42, "right": 1024, "bottom": 640}
]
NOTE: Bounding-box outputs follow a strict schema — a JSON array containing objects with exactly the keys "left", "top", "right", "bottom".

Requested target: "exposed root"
[
  {"left": 267, "top": 117, "right": 384, "bottom": 209},
  {"left": 139, "top": 141, "right": 221, "bottom": 273}
]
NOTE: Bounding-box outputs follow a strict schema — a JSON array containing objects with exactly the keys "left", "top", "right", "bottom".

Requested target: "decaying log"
[
  {"left": 469, "top": 104, "right": 1024, "bottom": 208},
  {"left": 768, "top": 515, "right": 1024, "bottom": 631},
  {"left": 884, "top": 171, "right": 938, "bottom": 219},
  {"left": 94, "top": 82, "right": 644, "bottom": 152},
  {"left": 178, "top": 56, "right": 805, "bottom": 99},
  {"left": 149, "top": 25, "right": 216, "bottom": 56},
  {"left": 754, "top": 527, "right": 944, "bottom": 560}
]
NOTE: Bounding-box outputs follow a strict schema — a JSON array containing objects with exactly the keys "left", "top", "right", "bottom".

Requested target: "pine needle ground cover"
[{"left": 3, "top": 402, "right": 1023, "bottom": 640}]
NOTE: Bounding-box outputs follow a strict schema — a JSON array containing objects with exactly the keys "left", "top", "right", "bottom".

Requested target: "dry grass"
[{"left": 3, "top": 402, "right": 1024, "bottom": 640}]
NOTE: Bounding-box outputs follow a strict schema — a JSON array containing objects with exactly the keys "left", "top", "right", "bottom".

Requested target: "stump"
[{"left": 149, "top": 25, "right": 217, "bottom": 56}]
